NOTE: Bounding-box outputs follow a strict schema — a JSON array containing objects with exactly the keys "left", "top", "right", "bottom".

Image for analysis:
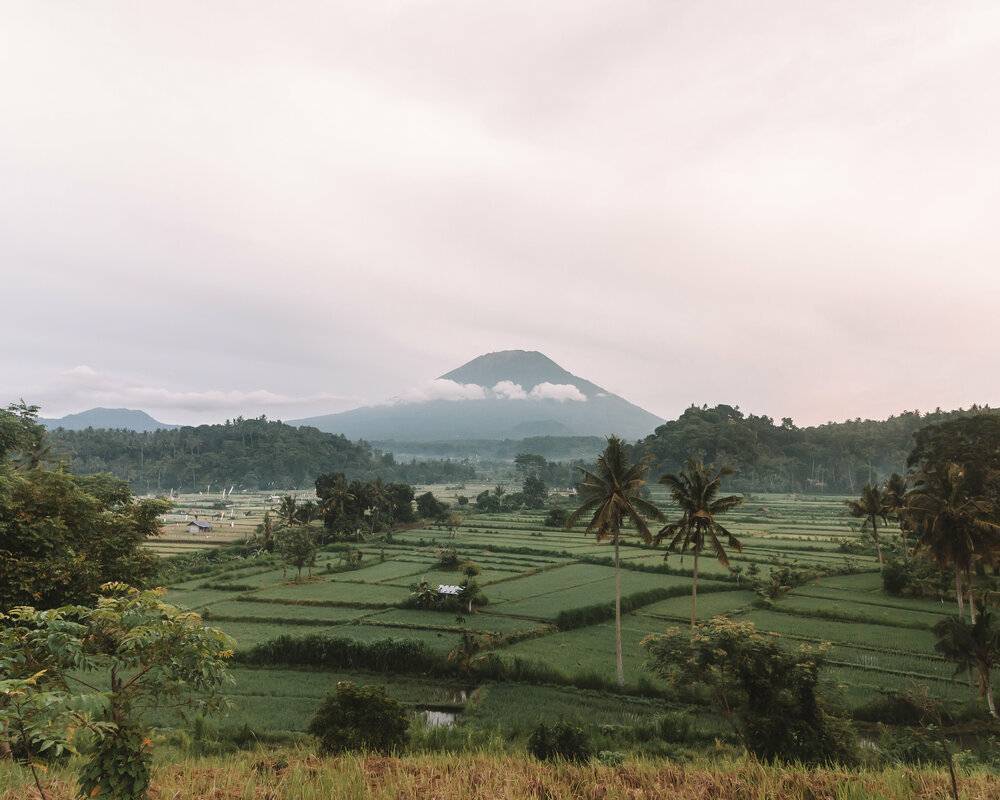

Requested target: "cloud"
[
  {"left": 390, "top": 379, "right": 586, "bottom": 404},
  {"left": 21, "top": 366, "right": 355, "bottom": 422},
  {"left": 492, "top": 380, "right": 528, "bottom": 400},
  {"left": 528, "top": 382, "right": 587, "bottom": 402},
  {"left": 391, "top": 379, "right": 487, "bottom": 404}
]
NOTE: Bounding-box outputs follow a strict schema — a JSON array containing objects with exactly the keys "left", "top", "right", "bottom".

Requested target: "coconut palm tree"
[
  {"left": 846, "top": 483, "right": 891, "bottom": 568},
  {"left": 320, "top": 474, "right": 356, "bottom": 532},
  {"left": 657, "top": 459, "right": 743, "bottom": 629},
  {"left": 276, "top": 495, "right": 298, "bottom": 527},
  {"left": 933, "top": 609, "right": 999, "bottom": 718},
  {"left": 295, "top": 499, "right": 320, "bottom": 525},
  {"left": 906, "top": 463, "right": 1000, "bottom": 621},
  {"left": 884, "top": 473, "right": 910, "bottom": 562},
  {"left": 566, "top": 436, "right": 663, "bottom": 687},
  {"left": 367, "top": 478, "right": 392, "bottom": 536}
]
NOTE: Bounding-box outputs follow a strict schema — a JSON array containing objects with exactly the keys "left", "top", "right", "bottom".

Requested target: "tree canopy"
[{"left": 44, "top": 416, "right": 476, "bottom": 492}]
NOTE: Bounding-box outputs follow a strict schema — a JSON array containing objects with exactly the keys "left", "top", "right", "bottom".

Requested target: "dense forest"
[
  {"left": 637, "top": 404, "right": 998, "bottom": 493},
  {"left": 46, "top": 416, "right": 476, "bottom": 492}
]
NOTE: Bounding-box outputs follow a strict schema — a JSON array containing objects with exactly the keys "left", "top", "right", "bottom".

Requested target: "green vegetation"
[
  {"left": 0, "top": 585, "right": 233, "bottom": 800},
  {"left": 308, "top": 681, "right": 410, "bottom": 754},
  {"left": 638, "top": 403, "right": 999, "bottom": 493},
  {"left": 46, "top": 416, "right": 475, "bottom": 492},
  {"left": 3, "top": 401, "right": 999, "bottom": 794}
]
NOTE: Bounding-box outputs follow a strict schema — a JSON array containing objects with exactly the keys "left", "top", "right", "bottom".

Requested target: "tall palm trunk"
[
  {"left": 955, "top": 571, "right": 965, "bottom": 617},
  {"left": 690, "top": 549, "right": 700, "bottom": 630},
  {"left": 985, "top": 671, "right": 997, "bottom": 719},
  {"left": 967, "top": 571, "right": 977, "bottom": 623},
  {"left": 871, "top": 516, "right": 883, "bottom": 567},
  {"left": 613, "top": 536, "right": 624, "bottom": 687}
]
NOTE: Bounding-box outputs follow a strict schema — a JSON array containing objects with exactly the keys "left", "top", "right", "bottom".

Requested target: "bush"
[
  {"left": 461, "top": 561, "right": 481, "bottom": 577},
  {"left": 308, "top": 681, "right": 410, "bottom": 754},
  {"left": 644, "top": 618, "right": 859, "bottom": 765},
  {"left": 527, "top": 721, "right": 593, "bottom": 762},
  {"left": 437, "top": 547, "right": 460, "bottom": 569},
  {"left": 877, "top": 726, "right": 947, "bottom": 765},
  {"left": 544, "top": 508, "right": 568, "bottom": 528},
  {"left": 854, "top": 691, "right": 927, "bottom": 726}
]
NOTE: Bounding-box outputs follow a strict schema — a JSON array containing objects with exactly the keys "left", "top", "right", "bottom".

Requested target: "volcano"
[{"left": 290, "top": 350, "right": 663, "bottom": 441}]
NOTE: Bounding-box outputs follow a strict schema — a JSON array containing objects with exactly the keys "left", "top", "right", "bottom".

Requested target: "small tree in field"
[
  {"left": 0, "top": 585, "right": 234, "bottom": 800},
  {"left": 308, "top": 681, "right": 409, "bottom": 754},
  {"left": 277, "top": 525, "right": 318, "bottom": 580}
]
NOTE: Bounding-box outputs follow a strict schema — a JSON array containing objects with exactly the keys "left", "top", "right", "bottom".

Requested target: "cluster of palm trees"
[
  {"left": 847, "top": 468, "right": 999, "bottom": 623},
  {"left": 846, "top": 466, "right": 999, "bottom": 718},
  {"left": 568, "top": 436, "right": 998, "bottom": 716},
  {"left": 566, "top": 436, "right": 744, "bottom": 686}
]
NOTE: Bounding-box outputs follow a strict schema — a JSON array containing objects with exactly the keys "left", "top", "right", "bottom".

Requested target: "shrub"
[
  {"left": 527, "top": 721, "right": 593, "bottom": 762},
  {"left": 544, "top": 508, "right": 568, "bottom": 528},
  {"left": 437, "top": 547, "right": 460, "bottom": 569},
  {"left": 877, "top": 726, "right": 947, "bottom": 765},
  {"left": 461, "top": 561, "right": 481, "bottom": 577},
  {"left": 854, "top": 691, "right": 927, "bottom": 726},
  {"left": 644, "top": 618, "right": 859, "bottom": 765},
  {"left": 308, "top": 681, "right": 410, "bottom": 754}
]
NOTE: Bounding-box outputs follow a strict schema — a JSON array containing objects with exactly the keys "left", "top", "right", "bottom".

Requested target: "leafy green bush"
[
  {"left": 437, "top": 547, "right": 460, "bottom": 569},
  {"left": 645, "top": 618, "right": 859, "bottom": 765},
  {"left": 308, "top": 682, "right": 410, "bottom": 754},
  {"left": 554, "top": 585, "right": 720, "bottom": 630},
  {"left": 527, "top": 721, "right": 592, "bottom": 762},
  {"left": 544, "top": 508, "right": 568, "bottom": 528}
]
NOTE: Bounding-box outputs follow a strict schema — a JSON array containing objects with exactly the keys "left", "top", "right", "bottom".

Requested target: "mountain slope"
[
  {"left": 40, "top": 407, "right": 177, "bottom": 432},
  {"left": 291, "top": 350, "right": 663, "bottom": 441}
]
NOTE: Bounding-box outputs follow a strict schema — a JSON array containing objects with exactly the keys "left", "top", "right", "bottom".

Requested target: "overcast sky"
[{"left": 3, "top": 2, "right": 999, "bottom": 426}]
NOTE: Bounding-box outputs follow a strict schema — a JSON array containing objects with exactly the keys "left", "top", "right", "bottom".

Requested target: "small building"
[
  {"left": 186, "top": 520, "right": 213, "bottom": 534},
  {"left": 438, "top": 584, "right": 462, "bottom": 596}
]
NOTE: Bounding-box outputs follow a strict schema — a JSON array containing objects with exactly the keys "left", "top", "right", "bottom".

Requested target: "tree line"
[
  {"left": 636, "top": 403, "right": 998, "bottom": 493},
  {"left": 43, "top": 416, "right": 476, "bottom": 492}
]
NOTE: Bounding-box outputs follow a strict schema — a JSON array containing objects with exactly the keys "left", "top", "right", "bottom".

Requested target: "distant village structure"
[{"left": 186, "top": 519, "right": 213, "bottom": 534}]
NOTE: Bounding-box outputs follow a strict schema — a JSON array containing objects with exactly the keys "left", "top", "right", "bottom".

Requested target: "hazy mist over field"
[{"left": 3, "top": 2, "right": 999, "bottom": 425}]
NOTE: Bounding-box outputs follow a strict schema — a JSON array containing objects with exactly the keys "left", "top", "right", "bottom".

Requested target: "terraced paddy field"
[{"left": 158, "top": 491, "right": 992, "bottom": 742}]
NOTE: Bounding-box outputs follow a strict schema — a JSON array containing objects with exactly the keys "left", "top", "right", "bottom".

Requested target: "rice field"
[{"left": 156, "top": 490, "right": 985, "bottom": 740}]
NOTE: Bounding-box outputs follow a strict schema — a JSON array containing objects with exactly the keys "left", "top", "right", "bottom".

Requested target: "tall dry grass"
[{"left": 2, "top": 750, "right": 998, "bottom": 800}]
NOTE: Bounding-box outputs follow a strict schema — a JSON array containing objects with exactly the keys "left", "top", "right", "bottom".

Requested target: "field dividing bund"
[{"left": 159, "top": 491, "right": 983, "bottom": 740}]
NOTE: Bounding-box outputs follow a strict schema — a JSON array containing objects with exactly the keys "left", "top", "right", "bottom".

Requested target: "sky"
[{"left": 3, "top": 1, "right": 999, "bottom": 427}]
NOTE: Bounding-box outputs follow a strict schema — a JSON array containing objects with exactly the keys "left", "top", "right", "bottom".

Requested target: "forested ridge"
[
  {"left": 638, "top": 403, "right": 999, "bottom": 493},
  {"left": 46, "top": 416, "right": 475, "bottom": 492}
]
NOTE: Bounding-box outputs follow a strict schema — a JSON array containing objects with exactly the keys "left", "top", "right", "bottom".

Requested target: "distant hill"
[
  {"left": 45, "top": 417, "right": 476, "bottom": 491},
  {"left": 290, "top": 350, "right": 664, "bottom": 441},
  {"left": 40, "top": 407, "right": 178, "bottom": 432}
]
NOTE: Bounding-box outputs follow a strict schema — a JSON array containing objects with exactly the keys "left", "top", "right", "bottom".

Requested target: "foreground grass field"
[{"left": 2, "top": 750, "right": 998, "bottom": 800}]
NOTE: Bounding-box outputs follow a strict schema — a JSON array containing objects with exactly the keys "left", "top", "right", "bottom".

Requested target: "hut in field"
[{"left": 186, "top": 519, "right": 213, "bottom": 534}]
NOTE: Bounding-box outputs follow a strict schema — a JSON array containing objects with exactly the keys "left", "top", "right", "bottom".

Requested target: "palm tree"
[
  {"left": 906, "top": 463, "right": 1000, "bottom": 621},
  {"left": 276, "top": 495, "right": 298, "bottom": 528},
  {"left": 295, "top": 499, "right": 320, "bottom": 525},
  {"left": 846, "top": 483, "right": 891, "bottom": 568},
  {"left": 367, "top": 478, "right": 391, "bottom": 536},
  {"left": 566, "top": 436, "right": 663, "bottom": 686},
  {"left": 256, "top": 511, "right": 275, "bottom": 552},
  {"left": 657, "top": 459, "right": 743, "bottom": 629},
  {"left": 884, "top": 473, "right": 910, "bottom": 562},
  {"left": 320, "top": 474, "right": 356, "bottom": 532},
  {"left": 933, "top": 609, "right": 999, "bottom": 718}
]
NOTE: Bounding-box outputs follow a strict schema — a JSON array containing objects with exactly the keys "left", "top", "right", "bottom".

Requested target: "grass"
[
  {"left": 154, "top": 489, "right": 983, "bottom": 736},
  {"left": 3, "top": 750, "right": 998, "bottom": 800}
]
